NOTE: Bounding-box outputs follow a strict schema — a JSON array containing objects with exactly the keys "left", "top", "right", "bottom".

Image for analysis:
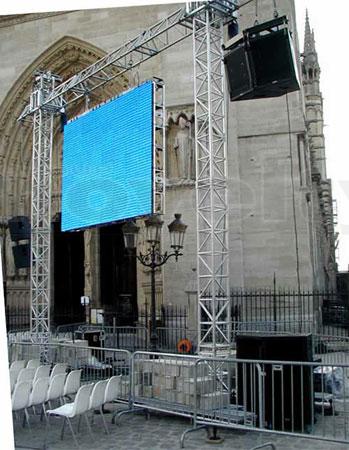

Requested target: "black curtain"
[
  {"left": 99, "top": 223, "right": 138, "bottom": 326},
  {"left": 53, "top": 220, "right": 85, "bottom": 325}
]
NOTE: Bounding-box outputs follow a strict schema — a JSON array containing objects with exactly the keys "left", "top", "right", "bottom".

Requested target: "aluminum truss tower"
[
  {"left": 192, "top": 5, "right": 231, "bottom": 355},
  {"left": 18, "top": 1, "right": 236, "bottom": 355},
  {"left": 29, "top": 73, "right": 63, "bottom": 356}
]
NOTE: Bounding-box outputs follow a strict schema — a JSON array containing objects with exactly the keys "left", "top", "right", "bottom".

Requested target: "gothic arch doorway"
[{"left": 0, "top": 35, "right": 130, "bottom": 327}]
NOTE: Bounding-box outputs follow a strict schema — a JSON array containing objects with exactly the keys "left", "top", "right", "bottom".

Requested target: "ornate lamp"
[
  {"left": 122, "top": 220, "right": 139, "bottom": 250},
  {"left": 144, "top": 214, "right": 163, "bottom": 244},
  {"left": 122, "top": 213, "right": 187, "bottom": 351},
  {"left": 168, "top": 213, "right": 187, "bottom": 256}
]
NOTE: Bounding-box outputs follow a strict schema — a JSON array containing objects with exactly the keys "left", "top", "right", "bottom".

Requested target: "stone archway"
[{"left": 0, "top": 35, "right": 129, "bottom": 328}]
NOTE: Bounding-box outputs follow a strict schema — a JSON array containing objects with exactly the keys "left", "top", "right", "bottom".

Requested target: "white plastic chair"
[
  {"left": 63, "top": 369, "right": 82, "bottom": 399},
  {"left": 50, "top": 363, "right": 67, "bottom": 380},
  {"left": 104, "top": 375, "right": 122, "bottom": 405},
  {"left": 17, "top": 367, "right": 36, "bottom": 384},
  {"left": 10, "top": 360, "right": 26, "bottom": 371},
  {"left": 89, "top": 379, "right": 108, "bottom": 433},
  {"left": 34, "top": 365, "right": 51, "bottom": 382},
  {"left": 12, "top": 380, "right": 32, "bottom": 428},
  {"left": 106, "top": 375, "right": 123, "bottom": 425},
  {"left": 26, "top": 359, "right": 41, "bottom": 369},
  {"left": 10, "top": 368, "right": 20, "bottom": 393},
  {"left": 45, "top": 373, "right": 66, "bottom": 410},
  {"left": 46, "top": 383, "right": 94, "bottom": 448},
  {"left": 27, "top": 377, "right": 50, "bottom": 422}
]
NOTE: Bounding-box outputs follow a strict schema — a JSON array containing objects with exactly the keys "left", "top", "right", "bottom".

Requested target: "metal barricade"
[
  {"left": 8, "top": 342, "right": 349, "bottom": 446},
  {"left": 180, "top": 356, "right": 349, "bottom": 446},
  {"left": 130, "top": 351, "right": 201, "bottom": 418},
  {"left": 74, "top": 325, "right": 148, "bottom": 352}
]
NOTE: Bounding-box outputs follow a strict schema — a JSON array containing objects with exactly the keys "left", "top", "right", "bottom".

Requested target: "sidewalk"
[{"left": 13, "top": 404, "right": 349, "bottom": 450}]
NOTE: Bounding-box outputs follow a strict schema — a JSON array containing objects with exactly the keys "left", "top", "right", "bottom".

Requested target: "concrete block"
[
  {"left": 134, "top": 384, "right": 143, "bottom": 397},
  {"left": 152, "top": 385, "right": 164, "bottom": 398},
  {"left": 180, "top": 362, "right": 207, "bottom": 378},
  {"left": 139, "top": 372, "right": 152, "bottom": 386},
  {"left": 198, "top": 392, "right": 230, "bottom": 411},
  {"left": 182, "top": 376, "right": 214, "bottom": 395},
  {"left": 143, "top": 386, "right": 152, "bottom": 398},
  {"left": 165, "top": 375, "right": 177, "bottom": 390}
]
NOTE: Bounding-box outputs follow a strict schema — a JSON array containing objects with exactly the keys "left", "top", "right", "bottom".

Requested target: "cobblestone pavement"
[{"left": 13, "top": 404, "right": 349, "bottom": 450}]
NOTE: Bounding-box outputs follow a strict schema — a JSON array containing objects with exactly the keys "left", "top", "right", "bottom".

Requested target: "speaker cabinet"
[
  {"left": 8, "top": 216, "right": 30, "bottom": 241},
  {"left": 224, "top": 16, "right": 300, "bottom": 101},
  {"left": 12, "top": 243, "right": 30, "bottom": 268},
  {"left": 236, "top": 334, "right": 313, "bottom": 431}
]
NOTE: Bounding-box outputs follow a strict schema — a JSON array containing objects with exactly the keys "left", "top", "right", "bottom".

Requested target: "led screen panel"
[{"left": 61, "top": 81, "right": 154, "bottom": 231}]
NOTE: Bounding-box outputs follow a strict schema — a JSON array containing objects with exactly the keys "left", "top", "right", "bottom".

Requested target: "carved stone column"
[{"left": 84, "top": 228, "right": 101, "bottom": 307}]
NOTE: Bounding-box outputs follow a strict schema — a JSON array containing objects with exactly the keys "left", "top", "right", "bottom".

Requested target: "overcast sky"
[{"left": 1, "top": 0, "right": 349, "bottom": 269}]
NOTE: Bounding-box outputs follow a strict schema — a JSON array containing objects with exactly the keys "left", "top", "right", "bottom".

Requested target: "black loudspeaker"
[
  {"left": 236, "top": 334, "right": 313, "bottom": 431},
  {"left": 224, "top": 16, "right": 300, "bottom": 101},
  {"left": 12, "top": 243, "right": 30, "bottom": 268},
  {"left": 8, "top": 216, "right": 31, "bottom": 241}
]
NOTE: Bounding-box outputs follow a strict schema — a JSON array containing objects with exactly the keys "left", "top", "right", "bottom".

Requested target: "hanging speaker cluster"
[
  {"left": 223, "top": 16, "right": 300, "bottom": 101},
  {"left": 8, "top": 216, "right": 31, "bottom": 269}
]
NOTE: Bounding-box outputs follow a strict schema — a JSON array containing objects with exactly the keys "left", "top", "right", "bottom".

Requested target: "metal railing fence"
[
  {"left": 232, "top": 319, "right": 314, "bottom": 336},
  {"left": 6, "top": 288, "right": 349, "bottom": 347},
  {"left": 230, "top": 289, "right": 335, "bottom": 324},
  {"left": 53, "top": 324, "right": 197, "bottom": 354},
  {"left": 7, "top": 341, "right": 349, "bottom": 446},
  {"left": 185, "top": 357, "right": 349, "bottom": 446},
  {"left": 131, "top": 351, "right": 200, "bottom": 417},
  {"left": 128, "top": 351, "right": 349, "bottom": 446}
]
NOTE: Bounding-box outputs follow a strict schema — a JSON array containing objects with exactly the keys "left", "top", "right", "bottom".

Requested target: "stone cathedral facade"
[{"left": 0, "top": 1, "right": 337, "bottom": 328}]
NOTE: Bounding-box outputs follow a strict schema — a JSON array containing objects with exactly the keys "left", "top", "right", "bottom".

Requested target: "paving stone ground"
[{"left": 13, "top": 403, "right": 349, "bottom": 450}]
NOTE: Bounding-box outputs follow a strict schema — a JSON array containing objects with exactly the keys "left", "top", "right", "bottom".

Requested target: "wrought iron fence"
[
  {"left": 52, "top": 323, "right": 196, "bottom": 354},
  {"left": 5, "top": 305, "right": 30, "bottom": 332},
  {"left": 6, "top": 288, "right": 349, "bottom": 351},
  {"left": 138, "top": 302, "right": 188, "bottom": 329},
  {"left": 230, "top": 289, "right": 349, "bottom": 336},
  {"left": 230, "top": 288, "right": 335, "bottom": 324}
]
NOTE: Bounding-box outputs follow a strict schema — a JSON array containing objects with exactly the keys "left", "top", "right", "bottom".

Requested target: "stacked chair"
[{"left": 10, "top": 357, "right": 123, "bottom": 448}]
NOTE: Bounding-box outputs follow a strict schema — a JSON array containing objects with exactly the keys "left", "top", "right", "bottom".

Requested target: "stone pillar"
[{"left": 84, "top": 228, "right": 100, "bottom": 307}]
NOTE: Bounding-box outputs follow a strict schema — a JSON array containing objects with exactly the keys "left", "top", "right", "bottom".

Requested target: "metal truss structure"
[
  {"left": 18, "top": 1, "right": 237, "bottom": 355},
  {"left": 152, "top": 79, "right": 166, "bottom": 215},
  {"left": 29, "top": 72, "right": 64, "bottom": 358},
  {"left": 18, "top": 7, "right": 196, "bottom": 120},
  {"left": 192, "top": 5, "right": 231, "bottom": 355}
]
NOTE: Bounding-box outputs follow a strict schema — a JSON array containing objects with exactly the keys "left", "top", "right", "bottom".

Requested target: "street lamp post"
[{"left": 122, "top": 213, "right": 187, "bottom": 351}]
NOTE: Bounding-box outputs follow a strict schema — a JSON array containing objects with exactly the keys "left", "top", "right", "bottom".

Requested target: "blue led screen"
[{"left": 61, "top": 81, "right": 154, "bottom": 231}]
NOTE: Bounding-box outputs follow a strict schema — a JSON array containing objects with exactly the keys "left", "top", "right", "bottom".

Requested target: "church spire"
[
  {"left": 302, "top": 10, "right": 319, "bottom": 79},
  {"left": 304, "top": 9, "right": 313, "bottom": 55},
  {"left": 302, "top": 9, "right": 325, "bottom": 181}
]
